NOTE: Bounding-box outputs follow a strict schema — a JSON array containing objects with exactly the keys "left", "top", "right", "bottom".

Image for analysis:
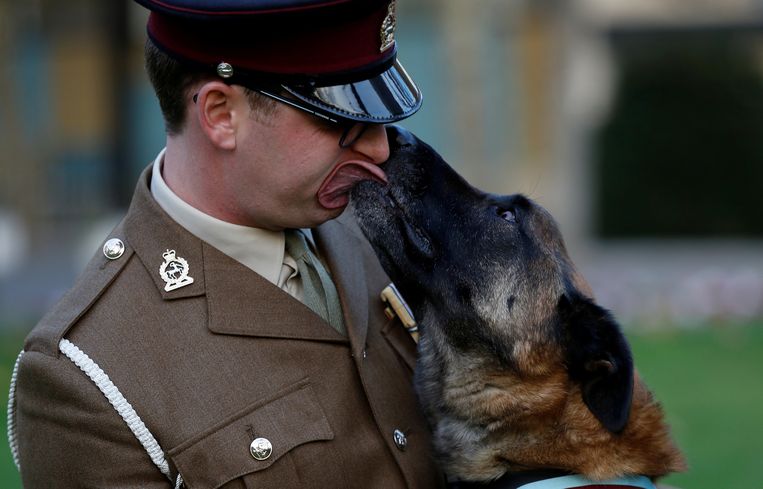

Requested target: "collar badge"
[
  {"left": 380, "top": 0, "right": 397, "bottom": 52},
  {"left": 159, "top": 249, "right": 194, "bottom": 292}
]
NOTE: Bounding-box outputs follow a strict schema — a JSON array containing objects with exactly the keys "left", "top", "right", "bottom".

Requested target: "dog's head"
[{"left": 352, "top": 126, "right": 633, "bottom": 434}]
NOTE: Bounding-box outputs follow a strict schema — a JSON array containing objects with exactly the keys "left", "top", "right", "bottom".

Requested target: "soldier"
[{"left": 8, "top": 1, "right": 444, "bottom": 487}]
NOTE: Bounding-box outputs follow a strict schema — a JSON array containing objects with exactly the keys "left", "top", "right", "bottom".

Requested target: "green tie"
[{"left": 285, "top": 230, "right": 346, "bottom": 335}]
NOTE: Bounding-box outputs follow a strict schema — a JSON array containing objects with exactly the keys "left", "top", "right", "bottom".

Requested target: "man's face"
[{"left": 222, "top": 89, "right": 390, "bottom": 230}]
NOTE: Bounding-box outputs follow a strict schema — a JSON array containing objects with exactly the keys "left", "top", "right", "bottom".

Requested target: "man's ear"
[
  {"left": 558, "top": 292, "right": 634, "bottom": 433},
  {"left": 194, "top": 81, "right": 240, "bottom": 150}
]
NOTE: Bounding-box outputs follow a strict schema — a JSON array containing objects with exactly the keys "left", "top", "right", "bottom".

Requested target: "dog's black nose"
[{"left": 386, "top": 124, "right": 416, "bottom": 149}]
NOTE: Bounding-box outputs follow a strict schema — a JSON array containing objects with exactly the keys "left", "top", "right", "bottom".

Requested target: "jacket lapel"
[
  {"left": 124, "top": 165, "right": 346, "bottom": 343},
  {"left": 313, "top": 211, "right": 371, "bottom": 357},
  {"left": 203, "top": 242, "right": 346, "bottom": 343}
]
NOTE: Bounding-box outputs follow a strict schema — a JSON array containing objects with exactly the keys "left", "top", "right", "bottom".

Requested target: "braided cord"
[
  {"left": 59, "top": 339, "right": 173, "bottom": 481},
  {"left": 6, "top": 349, "right": 24, "bottom": 470}
]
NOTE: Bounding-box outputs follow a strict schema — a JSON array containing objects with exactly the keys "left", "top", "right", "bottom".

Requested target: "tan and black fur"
[{"left": 352, "top": 126, "right": 686, "bottom": 484}]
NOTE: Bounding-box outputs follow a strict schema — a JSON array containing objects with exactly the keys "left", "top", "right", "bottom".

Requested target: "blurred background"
[{"left": 1, "top": 0, "right": 762, "bottom": 487}]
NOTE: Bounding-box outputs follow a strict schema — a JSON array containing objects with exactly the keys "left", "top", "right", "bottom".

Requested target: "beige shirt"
[{"left": 149, "top": 148, "right": 303, "bottom": 300}]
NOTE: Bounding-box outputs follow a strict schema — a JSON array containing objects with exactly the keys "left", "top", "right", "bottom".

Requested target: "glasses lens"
[{"left": 339, "top": 123, "right": 369, "bottom": 148}]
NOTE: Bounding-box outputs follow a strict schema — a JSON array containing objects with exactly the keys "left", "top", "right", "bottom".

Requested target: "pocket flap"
[{"left": 168, "top": 379, "right": 333, "bottom": 489}]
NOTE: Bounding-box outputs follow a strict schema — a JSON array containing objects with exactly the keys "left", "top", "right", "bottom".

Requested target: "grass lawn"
[
  {"left": 0, "top": 324, "right": 761, "bottom": 488},
  {"left": 626, "top": 323, "right": 763, "bottom": 489},
  {"left": 1, "top": 329, "right": 25, "bottom": 488}
]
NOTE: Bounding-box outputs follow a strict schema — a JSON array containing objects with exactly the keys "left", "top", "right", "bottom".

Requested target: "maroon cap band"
[
  {"left": 137, "top": 0, "right": 421, "bottom": 123},
  {"left": 147, "top": 0, "right": 393, "bottom": 78}
]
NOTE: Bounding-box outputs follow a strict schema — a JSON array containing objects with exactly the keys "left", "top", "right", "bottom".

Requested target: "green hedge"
[{"left": 595, "top": 31, "right": 763, "bottom": 238}]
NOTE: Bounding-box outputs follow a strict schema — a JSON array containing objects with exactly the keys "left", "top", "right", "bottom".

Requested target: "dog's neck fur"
[{"left": 414, "top": 313, "right": 685, "bottom": 483}]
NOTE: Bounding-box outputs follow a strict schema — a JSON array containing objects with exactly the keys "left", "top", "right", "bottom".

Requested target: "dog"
[{"left": 351, "top": 126, "right": 686, "bottom": 487}]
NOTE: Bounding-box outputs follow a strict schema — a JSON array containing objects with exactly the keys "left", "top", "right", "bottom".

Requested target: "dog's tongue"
[{"left": 318, "top": 160, "right": 388, "bottom": 209}]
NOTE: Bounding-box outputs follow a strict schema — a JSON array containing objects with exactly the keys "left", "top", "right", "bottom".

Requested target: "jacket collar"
[
  {"left": 124, "top": 166, "right": 206, "bottom": 301},
  {"left": 124, "top": 165, "right": 362, "bottom": 344}
]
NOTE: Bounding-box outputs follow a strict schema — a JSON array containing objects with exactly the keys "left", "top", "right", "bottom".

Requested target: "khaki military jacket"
[{"left": 12, "top": 167, "right": 444, "bottom": 489}]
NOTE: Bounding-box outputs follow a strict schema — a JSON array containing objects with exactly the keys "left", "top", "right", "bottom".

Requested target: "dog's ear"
[{"left": 558, "top": 293, "right": 634, "bottom": 433}]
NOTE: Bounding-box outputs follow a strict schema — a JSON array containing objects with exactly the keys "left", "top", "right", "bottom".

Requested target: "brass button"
[
  {"left": 393, "top": 429, "right": 407, "bottom": 451},
  {"left": 250, "top": 437, "right": 273, "bottom": 461},
  {"left": 217, "top": 62, "right": 234, "bottom": 78},
  {"left": 102, "top": 238, "right": 125, "bottom": 260}
]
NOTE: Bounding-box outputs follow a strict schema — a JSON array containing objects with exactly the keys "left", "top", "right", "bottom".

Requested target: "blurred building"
[{"left": 1, "top": 0, "right": 762, "bottom": 328}]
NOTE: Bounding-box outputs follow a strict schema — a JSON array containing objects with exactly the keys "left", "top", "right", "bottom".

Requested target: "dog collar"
[{"left": 517, "top": 475, "right": 656, "bottom": 489}]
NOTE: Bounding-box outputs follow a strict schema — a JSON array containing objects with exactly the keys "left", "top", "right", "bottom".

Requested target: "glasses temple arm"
[{"left": 255, "top": 88, "right": 342, "bottom": 124}]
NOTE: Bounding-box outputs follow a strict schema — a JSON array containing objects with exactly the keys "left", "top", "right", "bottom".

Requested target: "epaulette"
[{"left": 24, "top": 220, "right": 133, "bottom": 357}]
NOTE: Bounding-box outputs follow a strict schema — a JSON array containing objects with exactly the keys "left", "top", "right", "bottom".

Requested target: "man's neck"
[{"left": 163, "top": 135, "right": 231, "bottom": 223}]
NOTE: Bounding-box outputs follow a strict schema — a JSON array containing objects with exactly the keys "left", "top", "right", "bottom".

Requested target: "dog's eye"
[{"left": 496, "top": 207, "right": 517, "bottom": 223}]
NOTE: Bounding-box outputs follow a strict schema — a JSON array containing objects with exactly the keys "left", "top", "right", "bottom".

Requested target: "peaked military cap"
[{"left": 134, "top": 0, "right": 422, "bottom": 123}]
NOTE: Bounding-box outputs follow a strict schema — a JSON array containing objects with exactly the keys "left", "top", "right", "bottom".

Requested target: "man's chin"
[
  {"left": 300, "top": 203, "right": 347, "bottom": 229},
  {"left": 323, "top": 204, "right": 348, "bottom": 221}
]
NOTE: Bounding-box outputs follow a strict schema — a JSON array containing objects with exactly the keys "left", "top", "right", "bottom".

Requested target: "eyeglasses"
[{"left": 193, "top": 87, "right": 369, "bottom": 148}]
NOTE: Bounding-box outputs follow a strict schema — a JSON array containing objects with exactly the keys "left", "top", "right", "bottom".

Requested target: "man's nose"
[{"left": 350, "top": 123, "right": 390, "bottom": 164}]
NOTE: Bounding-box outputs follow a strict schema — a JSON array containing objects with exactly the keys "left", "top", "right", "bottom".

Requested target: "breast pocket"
[{"left": 168, "top": 378, "right": 334, "bottom": 489}]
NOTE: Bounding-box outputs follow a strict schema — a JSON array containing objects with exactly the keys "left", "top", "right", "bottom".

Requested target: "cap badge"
[
  {"left": 380, "top": 0, "right": 397, "bottom": 52},
  {"left": 159, "top": 249, "right": 194, "bottom": 292}
]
